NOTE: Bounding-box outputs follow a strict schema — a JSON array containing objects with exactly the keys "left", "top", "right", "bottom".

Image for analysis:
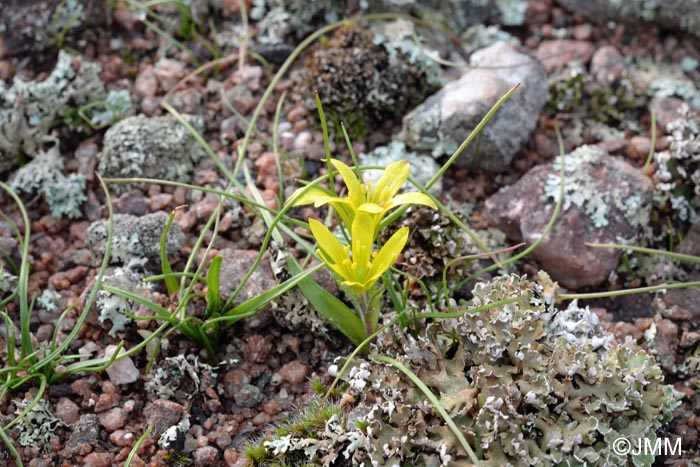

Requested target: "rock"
[
  {"left": 653, "top": 319, "right": 679, "bottom": 372},
  {"left": 55, "top": 397, "right": 80, "bottom": 425},
  {"left": 485, "top": 145, "right": 653, "bottom": 289},
  {"left": 557, "top": 0, "right": 700, "bottom": 37},
  {"left": 144, "top": 400, "right": 185, "bottom": 437},
  {"left": 650, "top": 96, "right": 686, "bottom": 129},
  {"left": 65, "top": 414, "right": 100, "bottom": 456},
  {"left": 86, "top": 211, "right": 184, "bottom": 265},
  {"left": 104, "top": 345, "right": 140, "bottom": 385},
  {"left": 359, "top": 141, "right": 442, "bottom": 194},
  {"left": 96, "top": 114, "right": 206, "bottom": 194},
  {"left": 98, "top": 407, "right": 127, "bottom": 432},
  {"left": 680, "top": 223, "right": 700, "bottom": 257},
  {"left": 536, "top": 39, "right": 595, "bottom": 73},
  {"left": 590, "top": 45, "right": 625, "bottom": 84},
  {"left": 660, "top": 280, "right": 700, "bottom": 320},
  {"left": 194, "top": 445, "right": 220, "bottom": 466},
  {"left": 276, "top": 361, "right": 308, "bottom": 385},
  {"left": 217, "top": 249, "right": 277, "bottom": 328},
  {"left": 234, "top": 383, "right": 263, "bottom": 408},
  {"left": 153, "top": 58, "right": 186, "bottom": 92},
  {"left": 82, "top": 452, "right": 113, "bottom": 467},
  {"left": 135, "top": 65, "right": 158, "bottom": 97},
  {"left": 399, "top": 42, "right": 547, "bottom": 172}
]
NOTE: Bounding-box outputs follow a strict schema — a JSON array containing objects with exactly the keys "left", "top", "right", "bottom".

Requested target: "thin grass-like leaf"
[{"left": 160, "top": 209, "right": 181, "bottom": 295}]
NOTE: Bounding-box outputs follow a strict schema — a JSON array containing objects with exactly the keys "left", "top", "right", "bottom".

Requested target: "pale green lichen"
[
  {"left": 96, "top": 258, "right": 152, "bottom": 337},
  {"left": 543, "top": 145, "right": 650, "bottom": 229},
  {"left": 254, "top": 273, "right": 680, "bottom": 466},
  {"left": 16, "top": 398, "right": 66, "bottom": 452},
  {"left": 10, "top": 144, "right": 86, "bottom": 218},
  {"left": 653, "top": 104, "right": 700, "bottom": 222}
]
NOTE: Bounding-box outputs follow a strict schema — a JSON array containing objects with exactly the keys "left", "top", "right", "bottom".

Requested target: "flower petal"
[
  {"left": 309, "top": 218, "right": 348, "bottom": 267},
  {"left": 367, "top": 226, "right": 408, "bottom": 283},
  {"left": 351, "top": 211, "right": 375, "bottom": 272},
  {"left": 371, "top": 160, "right": 409, "bottom": 204},
  {"left": 357, "top": 203, "right": 384, "bottom": 215},
  {"left": 330, "top": 159, "right": 365, "bottom": 207},
  {"left": 383, "top": 192, "right": 438, "bottom": 211},
  {"left": 286, "top": 186, "right": 330, "bottom": 207}
]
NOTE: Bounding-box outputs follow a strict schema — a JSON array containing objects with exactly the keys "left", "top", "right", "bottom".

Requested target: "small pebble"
[
  {"left": 98, "top": 407, "right": 127, "bottom": 432},
  {"left": 194, "top": 445, "right": 220, "bottom": 467},
  {"left": 104, "top": 345, "right": 140, "bottom": 385},
  {"left": 55, "top": 397, "right": 80, "bottom": 425},
  {"left": 82, "top": 452, "right": 113, "bottom": 467}
]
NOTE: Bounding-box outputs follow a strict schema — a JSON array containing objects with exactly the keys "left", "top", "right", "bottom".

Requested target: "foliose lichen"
[
  {"left": 254, "top": 273, "right": 680, "bottom": 466},
  {"left": 653, "top": 104, "right": 700, "bottom": 223},
  {"left": 9, "top": 144, "right": 87, "bottom": 219},
  {"left": 0, "top": 50, "right": 107, "bottom": 171},
  {"left": 15, "top": 398, "right": 66, "bottom": 452},
  {"left": 96, "top": 258, "right": 152, "bottom": 337}
]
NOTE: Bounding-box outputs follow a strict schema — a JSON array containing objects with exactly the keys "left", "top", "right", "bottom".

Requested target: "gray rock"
[
  {"left": 86, "top": 211, "right": 184, "bottom": 265},
  {"left": 485, "top": 145, "right": 653, "bottom": 289},
  {"left": 358, "top": 140, "right": 442, "bottom": 195},
  {"left": 557, "top": 0, "right": 700, "bottom": 37},
  {"left": 234, "top": 383, "right": 263, "bottom": 408},
  {"left": 398, "top": 42, "right": 547, "bottom": 172},
  {"left": 96, "top": 114, "right": 206, "bottom": 194},
  {"left": 104, "top": 345, "right": 140, "bottom": 385}
]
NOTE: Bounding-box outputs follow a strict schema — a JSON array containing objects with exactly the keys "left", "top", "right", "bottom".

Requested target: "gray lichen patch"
[
  {"left": 10, "top": 144, "right": 87, "bottom": 218},
  {"left": 96, "top": 114, "right": 206, "bottom": 194},
  {"left": 96, "top": 258, "right": 153, "bottom": 337},
  {"left": 86, "top": 211, "right": 185, "bottom": 266},
  {"left": 255, "top": 273, "right": 680, "bottom": 467},
  {"left": 15, "top": 398, "right": 67, "bottom": 452}
]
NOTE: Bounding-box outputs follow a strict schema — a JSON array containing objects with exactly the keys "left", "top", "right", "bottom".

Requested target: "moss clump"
[{"left": 294, "top": 23, "right": 441, "bottom": 138}]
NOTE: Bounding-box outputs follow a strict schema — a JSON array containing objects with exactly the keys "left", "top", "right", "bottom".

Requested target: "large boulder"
[
  {"left": 485, "top": 145, "right": 653, "bottom": 289},
  {"left": 398, "top": 42, "right": 548, "bottom": 172}
]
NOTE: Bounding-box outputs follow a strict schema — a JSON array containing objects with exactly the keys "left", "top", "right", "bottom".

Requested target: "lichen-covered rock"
[
  {"left": 557, "top": 0, "right": 700, "bottom": 37},
  {"left": 86, "top": 211, "right": 185, "bottom": 266},
  {"left": 10, "top": 144, "right": 86, "bottom": 218},
  {"left": 253, "top": 273, "right": 679, "bottom": 467},
  {"left": 294, "top": 22, "right": 442, "bottom": 137},
  {"left": 0, "top": 50, "right": 104, "bottom": 172},
  {"left": 399, "top": 42, "right": 547, "bottom": 172},
  {"left": 485, "top": 145, "right": 653, "bottom": 289},
  {"left": 96, "top": 114, "right": 206, "bottom": 194}
]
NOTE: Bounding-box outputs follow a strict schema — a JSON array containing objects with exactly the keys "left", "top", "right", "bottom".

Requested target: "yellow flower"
[
  {"left": 289, "top": 159, "right": 436, "bottom": 235},
  {"left": 309, "top": 212, "right": 408, "bottom": 295}
]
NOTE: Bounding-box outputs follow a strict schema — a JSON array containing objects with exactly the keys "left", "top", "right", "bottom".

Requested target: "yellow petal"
[
  {"left": 286, "top": 186, "right": 329, "bottom": 207},
  {"left": 331, "top": 159, "right": 365, "bottom": 207},
  {"left": 341, "top": 280, "right": 370, "bottom": 295},
  {"left": 371, "top": 160, "right": 409, "bottom": 204},
  {"left": 309, "top": 218, "right": 348, "bottom": 268},
  {"left": 357, "top": 203, "right": 384, "bottom": 214},
  {"left": 367, "top": 226, "right": 408, "bottom": 283},
  {"left": 351, "top": 211, "right": 375, "bottom": 271},
  {"left": 383, "top": 192, "right": 438, "bottom": 211}
]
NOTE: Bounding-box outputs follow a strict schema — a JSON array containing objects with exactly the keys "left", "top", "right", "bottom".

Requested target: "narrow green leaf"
[
  {"left": 206, "top": 255, "right": 222, "bottom": 319},
  {"left": 160, "top": 209, "right": 180, "bottom": 295}
]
